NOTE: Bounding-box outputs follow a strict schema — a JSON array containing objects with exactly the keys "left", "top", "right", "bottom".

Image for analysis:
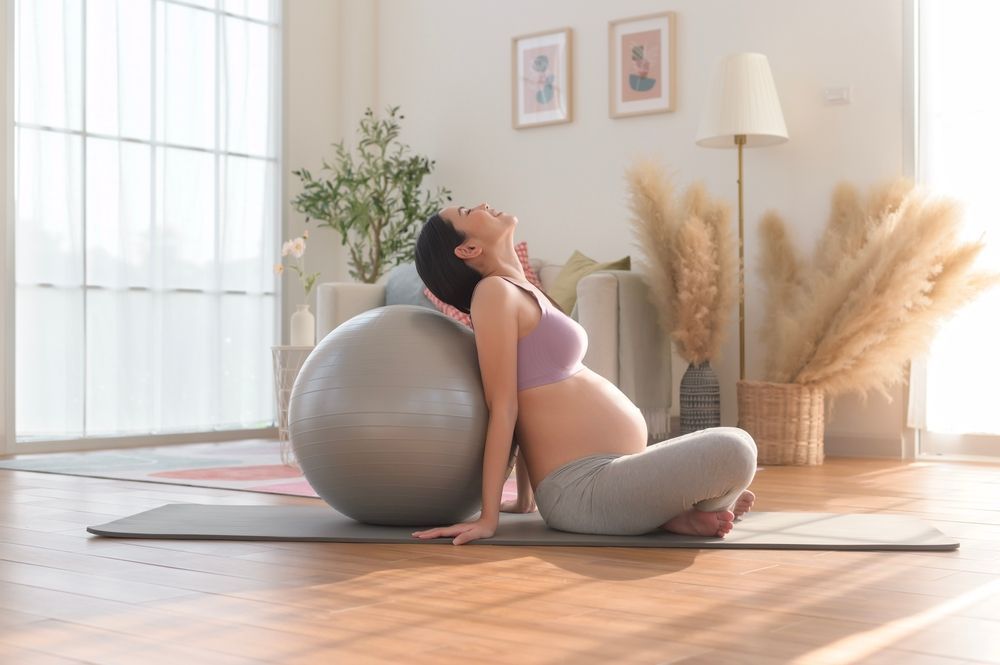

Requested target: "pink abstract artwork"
[
  {"left": 620, "top": 29, "right": 662, "bottom": 102},
  {"left": 522, "top": 44, "right": 561, "bottom": 114}
]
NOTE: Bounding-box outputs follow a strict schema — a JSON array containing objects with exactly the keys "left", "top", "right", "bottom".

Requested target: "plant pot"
[
  {"left": 737, "top": 380, "right": 825, "bottom": 465},
  {"left": 679, "top": 361, "right": 721, "bottom": 435}
]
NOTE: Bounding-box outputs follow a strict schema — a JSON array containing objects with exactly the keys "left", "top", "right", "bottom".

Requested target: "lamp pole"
[
  {"left": 736, "top": 133, "right": 746, "bottom": 382},
  {"left": 697, "top": 52, "right": 787, "bottom": 383}
]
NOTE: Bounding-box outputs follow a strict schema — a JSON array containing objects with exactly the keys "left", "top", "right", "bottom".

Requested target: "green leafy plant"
[{"left": 290, "top": 106, "right": 451, "bottom": 283}]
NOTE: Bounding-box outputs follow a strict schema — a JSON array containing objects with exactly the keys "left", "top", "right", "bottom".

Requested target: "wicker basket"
[{"left": 737, "top": 380, "right": 825, "bottom": 466}]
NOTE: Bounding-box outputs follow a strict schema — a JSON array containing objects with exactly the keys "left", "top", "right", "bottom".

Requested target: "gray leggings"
[{"left": 533, "top": 427, "right": 758, "bottom": 536}]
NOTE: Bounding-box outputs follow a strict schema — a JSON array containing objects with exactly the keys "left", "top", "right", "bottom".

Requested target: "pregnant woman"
[{"left": 412, "top": 203, "right": 757, "bottom": 545}]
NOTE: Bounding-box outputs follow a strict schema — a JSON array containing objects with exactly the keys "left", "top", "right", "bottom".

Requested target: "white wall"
[
  {"left": 371, "top": 0, "right": 908, "bottom": 453},
  {"left": 282, "top": 0, "right": 340, "bottom": 342},
  {"left": 282, "top": 0, "right": 382, "bottom": 342}
]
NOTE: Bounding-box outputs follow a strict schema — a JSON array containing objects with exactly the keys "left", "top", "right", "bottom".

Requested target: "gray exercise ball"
[{"left": 288, "top": 305, "right": 513, "bottom": 527}]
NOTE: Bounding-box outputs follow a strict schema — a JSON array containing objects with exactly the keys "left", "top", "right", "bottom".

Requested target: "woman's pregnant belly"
[{"left": 514, "top": 367, "right": 649, "bottom": 490}]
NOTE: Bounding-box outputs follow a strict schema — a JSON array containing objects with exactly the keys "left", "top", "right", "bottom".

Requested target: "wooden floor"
[{"left": 0, "top": 455, "right": 998, "bottom": 665}]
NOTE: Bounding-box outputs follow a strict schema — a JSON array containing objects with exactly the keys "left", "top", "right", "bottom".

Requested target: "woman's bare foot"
[
  {"left": 731, "top": 490, "right": 755, "bottom": 520},
  {"left": 660, "top": 508, "right": 735, "bottom": 538}
]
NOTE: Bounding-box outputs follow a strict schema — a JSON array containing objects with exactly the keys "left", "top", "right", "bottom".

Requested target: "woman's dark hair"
[
  {"left": 415, "top": 212, "right": 482, "bottom": 314},
  {"left": 416, "top": 210, "right": 569, "bottom": 317}
]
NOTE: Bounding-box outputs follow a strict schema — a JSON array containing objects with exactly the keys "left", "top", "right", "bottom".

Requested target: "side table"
[{"left": 271, "top": 345, "right": 314, "bottom": 464}]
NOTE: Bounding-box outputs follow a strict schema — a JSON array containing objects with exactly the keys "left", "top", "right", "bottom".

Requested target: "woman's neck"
[{"left": 474, "top": 243, "right": 525, "bottom": 281}]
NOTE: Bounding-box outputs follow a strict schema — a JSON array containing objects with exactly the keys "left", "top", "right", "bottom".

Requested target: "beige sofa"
[{"left": 315, "top": 259, "right": 672, "bottom": 439}]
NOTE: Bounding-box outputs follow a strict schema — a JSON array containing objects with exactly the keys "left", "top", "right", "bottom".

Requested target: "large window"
[
  {"left": 915, "top": 1, "right": 1000, "bottom": 458},
  {"left": 13, "top": 0, "right": 282, "bottom": 448}
]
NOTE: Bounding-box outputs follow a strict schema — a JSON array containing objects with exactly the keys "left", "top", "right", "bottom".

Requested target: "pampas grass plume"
[
  {"left": 624, "top": 159, "right": 678, "bottom": 342},
  {"left": 758, "top": 210, "right": 805, "bottom": 382},
  {"left": 759, "top": 178, "right": 1000, "bottom": 399},
  {"left": 625, "top": 159, "right": 735, "bottom": 365}
]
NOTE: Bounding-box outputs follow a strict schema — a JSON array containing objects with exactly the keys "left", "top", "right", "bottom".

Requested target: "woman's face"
[{"left": 440, "top": 202, "right": 517, "bottom": 260}]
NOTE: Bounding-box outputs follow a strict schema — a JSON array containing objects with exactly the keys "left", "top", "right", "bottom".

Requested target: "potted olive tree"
[{"left": 291, "top": 106, "right": 451, "bottom": 284}]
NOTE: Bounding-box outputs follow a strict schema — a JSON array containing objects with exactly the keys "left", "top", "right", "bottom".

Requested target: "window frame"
[
  {"left": 3, "top": 0, "right": 285, "bottom": 454},
  {"left": 910, "top": 0, "right": 1000, "bottom": 464},
  {"left": 2, "top": 0, "right": 13, "bottom": 456}
]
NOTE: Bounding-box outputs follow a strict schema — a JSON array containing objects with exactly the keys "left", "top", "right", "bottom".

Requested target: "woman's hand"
[
  {"left": 500, "top": 498, "right": 537, "bottom": 514},
  {"left": 411, "top": 517, "right": 498, "bottom": 546}
]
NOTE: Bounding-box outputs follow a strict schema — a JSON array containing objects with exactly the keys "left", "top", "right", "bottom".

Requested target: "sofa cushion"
[
  {"left": 385, "top": 263, "right": 437, "bottom": 309},
  {"left": 549, "top": 250, "right": 630, "bottom": 313},
  {"left": 423, "top": 292, "right": 472, "bottom": 327}
]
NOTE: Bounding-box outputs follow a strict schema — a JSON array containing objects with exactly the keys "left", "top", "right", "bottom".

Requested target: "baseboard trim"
[
  {"left": 822, "top": 432, "right": 904, "bottom": 459},
  {"left": 8, "top": 427, "right": 280, "bottom": 456}
]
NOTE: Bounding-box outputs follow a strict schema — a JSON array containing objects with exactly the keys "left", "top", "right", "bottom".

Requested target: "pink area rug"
[{"left": 0, "top": 438, "right": 518, "bottom": 501}]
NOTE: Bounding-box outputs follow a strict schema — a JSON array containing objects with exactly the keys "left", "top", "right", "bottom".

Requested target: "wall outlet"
[{"left": 824, "top": 86, "right": 852, "bottom": 105}]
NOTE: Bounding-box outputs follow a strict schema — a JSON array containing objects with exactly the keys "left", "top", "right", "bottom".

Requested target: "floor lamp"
[{"left": 695, "top": 52, "right": 788, "bottom": 382}]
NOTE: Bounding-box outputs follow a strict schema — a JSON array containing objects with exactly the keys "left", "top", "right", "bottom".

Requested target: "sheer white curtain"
[
  {"left": 915, "top": 1, "right": 1000, "bottom": 438},
  {"left": 14, "top": 0, "right": 281, "bottom": 443}
]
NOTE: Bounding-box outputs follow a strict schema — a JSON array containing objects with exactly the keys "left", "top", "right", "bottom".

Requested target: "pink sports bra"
[{"left": 476, "top": 276, "right": 588, "bottom": 391}]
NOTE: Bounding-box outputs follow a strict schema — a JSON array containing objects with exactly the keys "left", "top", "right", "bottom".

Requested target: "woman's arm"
[
  {"left": 412, "top": 277, "right": 520, "bottom": 544},
  {"left": 502, "top": 446, "right": 537, "bottom": 513},
  {"left": 479, "top": 405, "right": 518, "bottom": 525},
  {"left": 412, "top": 403, "right": 513, "bottom": 544}
]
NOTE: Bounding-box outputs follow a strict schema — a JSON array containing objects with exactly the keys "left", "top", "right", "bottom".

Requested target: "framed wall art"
[
  {"left": 511, "top": 27, "right": 572, "bottom": 129},
  {"left": 608, "top": 12, "right": 676, "bottom": 118}
]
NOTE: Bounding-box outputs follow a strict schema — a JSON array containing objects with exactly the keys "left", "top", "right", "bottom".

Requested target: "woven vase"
[
  {"left": 737, "top": 380, "right": 825, "bottom": 465},
  {"left": 679, "top": 361, "right": 721, "bottom": 435}
]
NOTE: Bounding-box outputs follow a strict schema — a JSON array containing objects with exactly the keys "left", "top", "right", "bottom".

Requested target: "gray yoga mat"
[{"left": 87, "top": 504, "right": 959, "bottom": 551}]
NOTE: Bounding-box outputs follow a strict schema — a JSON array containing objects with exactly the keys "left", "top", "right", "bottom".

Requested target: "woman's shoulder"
[
  {"left": 470, "top": 277, "right": 523, "bottom": 328},
  {"left": 472, "top": 275, "right": 518, "bottom": 301}
]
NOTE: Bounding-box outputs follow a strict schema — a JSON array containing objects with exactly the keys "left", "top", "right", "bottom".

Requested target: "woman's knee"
[{"left": 705, "top": 427, "right": 758, "bottom": 479}]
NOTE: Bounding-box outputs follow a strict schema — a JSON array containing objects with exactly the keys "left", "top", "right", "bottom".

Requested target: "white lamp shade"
[{"left": 696, "top": 52, "right": 788, "bottom": 148}]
